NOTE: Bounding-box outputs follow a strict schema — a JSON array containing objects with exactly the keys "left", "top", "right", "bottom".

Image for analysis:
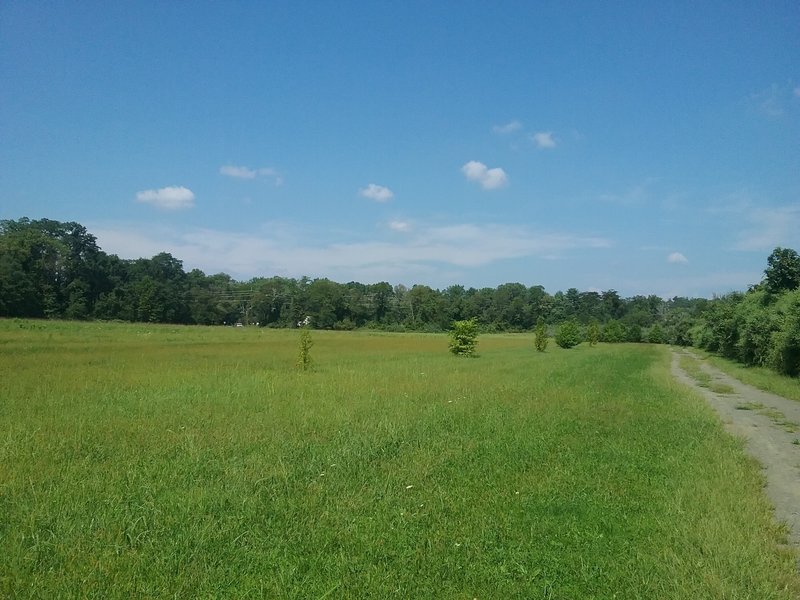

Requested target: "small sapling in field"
[
  {"left": 449, "top": 318, "right": 479, "bottom": 356},
  {"left": 587, "top": 321, "right": 600, "bottom": 347},
  {"left": 297, "top": 321, "right": 314, "bottom": 371},
  {"left": 534, "top": 318, "right": 549, "bottom": 352}
]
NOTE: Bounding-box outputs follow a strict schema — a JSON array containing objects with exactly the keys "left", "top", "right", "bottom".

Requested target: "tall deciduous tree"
[{"left": 764, "top": 247, "right": 800, "bottom": 294}]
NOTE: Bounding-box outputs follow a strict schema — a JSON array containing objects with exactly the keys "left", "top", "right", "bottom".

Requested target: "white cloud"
[
  {"left": 492, "top": 120, "right": 522, "bottom": 134},
  {"left": 667, "top": 252, "right": 688, "bottom": 264},
  {"left": 221, "top": 164, "right": 283, "bottom": 185},
  {"left": 734, "top": 205, "right": 800, "bottom": 251},
  {"left": 135, "top": 186, "right": 195, "bottom": 210},
  {"left": 388, "top": 220, "right": 411, "bottom": 232},
  {"left": 531, "top": 132, "right": 556, "bottom": 148},
  {"left": 258, "top": 167, "right": 284, "bottom": 186},
  {"left": 750, "top": 83, "right": 798, "bottom": 118},
  {"left": 461, "top": 160, "right": 508, "bottom": 190},
  {"left": 220, "top": 165, "right": 257, "bottom": 179},
  {"left": 360, "top": 183, "right": 394, "bottom": 202},
  {"left": 91, "top": 220, "right": 610, "bottom": 284},
  {"left": 598, "top": 178, "right": 659, "bottom": 206}
]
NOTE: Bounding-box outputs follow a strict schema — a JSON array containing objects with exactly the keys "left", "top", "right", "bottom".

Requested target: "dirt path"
[{"left": 671, "top": 349, "right": 800, "bottom": 556}]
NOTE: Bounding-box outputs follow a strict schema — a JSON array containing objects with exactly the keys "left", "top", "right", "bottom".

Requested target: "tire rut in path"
[{"left": 670, "top": 349, "right": 800, "bottom": 559}]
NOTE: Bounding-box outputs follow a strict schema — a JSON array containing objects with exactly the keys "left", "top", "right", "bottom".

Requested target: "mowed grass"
[{"left": 1, "top": 321, "right": 798, "bottom": 598}]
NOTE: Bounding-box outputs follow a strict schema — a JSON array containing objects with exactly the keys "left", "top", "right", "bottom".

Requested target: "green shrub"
[
  {"left": 626, "top": 323, "right": 643, "bottom": 343},
  {"left": 449, "top": 318, "right": 479, "bottom": 356},
  {"left": 555, "top": 321, "right": 582, "bottom": 349},
  {"left": 601, "top": 319, "right": 626, "bottom": 343},
  {"left": 768, "top": 291, "right": 800, "bottom": 376},
  {"left": 647, "top": 323, "right": 665, "bottom": 344}
]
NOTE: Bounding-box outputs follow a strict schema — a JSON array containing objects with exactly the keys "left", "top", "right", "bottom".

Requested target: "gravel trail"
[{"left": 671, "top": 349, "right": 800, "bottom": 556}]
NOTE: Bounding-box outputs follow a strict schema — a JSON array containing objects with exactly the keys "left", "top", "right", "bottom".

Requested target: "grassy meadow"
[{"left": 1, "top": 320, "right": 798, "bottom": 598}]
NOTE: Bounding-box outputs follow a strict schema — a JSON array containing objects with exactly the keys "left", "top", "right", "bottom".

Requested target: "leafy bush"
[
  {"left": 767, "top": 291, "right": 800, "bottom": 376},
  {"left": 555, "top": 321, "right": 582, "bottom": 349},
  {"left": 449, "top": 318, "right": 479, "bottom": 356},
  {"left": 601, "top": 320, "right": 626, "bottom": 343},
  {"left": 626, "top": 323, "right": 643, "bottom": 343},
  {"left": 647, "top": 323, "right": 665, "bottom": 344}
]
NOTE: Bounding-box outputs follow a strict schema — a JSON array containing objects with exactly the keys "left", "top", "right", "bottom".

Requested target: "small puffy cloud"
[
  {"left": 667, "top": 252, "right": 688, "bottom": 264},
  {"left": 531, "top": 131, "right": 556, "bottom": 148},
  {"left": 388, "top": 220, "right": 411, "bottom": 232},
  {"left": 220, "top": 165, "right": 257, "bottom": 179},
  {"left": 492, "top": 120, "right": 522, "bottom": 134},
  {"left": 135, "top": 186, "right": 195, "bottom": 210},
  {"left": 461, "top": 160, "right": 508, "bottom": 190},
  {"left": 794, "top": 86, "right": 800, "bottom": 98},
  {"left": 360, "top": 183, "right": 394, "bottom": 202}
]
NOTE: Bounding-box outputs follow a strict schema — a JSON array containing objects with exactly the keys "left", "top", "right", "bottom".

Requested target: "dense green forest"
[{"left": 1, "top": 218, "right": 799, "bottom": 376}]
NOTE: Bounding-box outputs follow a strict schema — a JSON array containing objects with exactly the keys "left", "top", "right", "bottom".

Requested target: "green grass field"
[{"left": 1, "top": 320, "right": 798, "bottom": 598}]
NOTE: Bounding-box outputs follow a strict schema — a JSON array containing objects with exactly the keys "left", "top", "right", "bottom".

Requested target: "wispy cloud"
[
  {"left": 388, "top": 220, "right": 411, "bottom": 232},
  {"left": 91, "top": 220, "right": 610, "bottom": 284},
  {"left": 360, "top": 183, "right": 394, "bottom": 202},
  {"left": 598, "top": 179, "right": 657, "bottom": 206},
  {"left": 461, "top": 160, "right": 508, "bottom": 190},
  {"left": 492, "top": 120, "right": 522, "bottom": 134},
  {"left": 220, "top": 165, "right": 257, "bottom": 179},
  {"left": 258, "top": 167, "right": 284, "bottom": 186},
  {"left": 734, "top": 205, "right": 800, "bottom": 251},
  {"left": 667, "top": 252, "right": 688, "bottom": 264},
  {"left": 531, "top": 131, "right": 556, "bottom": 148},
  {"left": 220, "top": 164, "right": 283, "bottom": 185},
  {"left": 750, "top": 83, "right": 798, "bottom": 118},
  {"left": 135, "top": 186, "right": 195, "bottom": 210}
]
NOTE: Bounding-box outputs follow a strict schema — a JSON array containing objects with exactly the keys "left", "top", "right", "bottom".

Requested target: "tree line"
[
  {"left": 0, "top": 218, "right": 700, "bottom": 334},
  {"left": 1, "top": 217, "right": 798, "bottom": 376}
]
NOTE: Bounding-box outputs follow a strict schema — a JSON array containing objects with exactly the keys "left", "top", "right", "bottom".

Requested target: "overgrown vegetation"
[
  {"left": 1, "top": 321, "right": 798, "bottom": 597},
  {"left": 691, "top": 248, "right": 800, "bottom": 377}
]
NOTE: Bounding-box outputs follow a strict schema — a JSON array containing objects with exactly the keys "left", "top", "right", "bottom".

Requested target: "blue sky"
[{"left": 2, "top": 1, "right": 798, "bottom": 298}]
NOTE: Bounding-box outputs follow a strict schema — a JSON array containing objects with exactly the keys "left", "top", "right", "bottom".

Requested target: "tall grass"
[{"left": 1, "top": 320, "right": 798, "bottom": 597}]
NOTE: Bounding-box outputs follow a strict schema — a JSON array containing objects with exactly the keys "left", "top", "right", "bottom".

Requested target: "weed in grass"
[{"left": 710, "top": 382, "right": 736, "bottom": 395}]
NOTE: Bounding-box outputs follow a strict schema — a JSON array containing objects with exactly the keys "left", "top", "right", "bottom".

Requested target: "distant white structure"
[{"left": 298, "top": 316, "right": 312, "bottom": 328}]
